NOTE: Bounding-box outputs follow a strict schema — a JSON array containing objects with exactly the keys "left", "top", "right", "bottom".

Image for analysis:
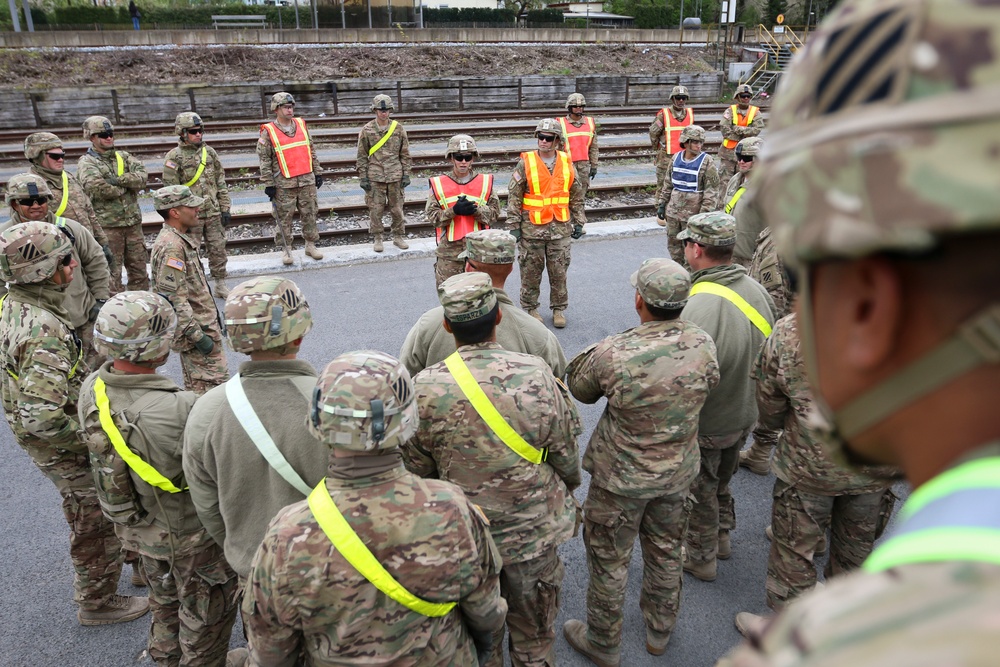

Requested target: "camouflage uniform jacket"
[
  {"left": 0, "top": 283, "right": 84, "bottom": 454},
  {"left": 505, "top": 153, "right": 586, "bottom": 240},
  {"left": 682, "top": 263, "right": 776, "bottom": 438},
  {"left": 423, "top": 171, "right": 501, "bottom": 230},
  {"left": 257, "top": 119, "right": 322, "bottom": 189},
  {"left": 30, "top": 164, "right": 110, "bottom": 246},
  {"left": 717, "top": 442, "right": 1000, "bottom": 667},
  {"left": 2, "top": 210, "right": 110, "bottom": 329},
  {"left": 356, "top": 118, "right": 412, "bottom": 184},
  {"left": 656, "top": 152, "right": 722, "bottom": 210},
  {"left": 567, "top": 319, "right": 720, "bottom": 498},
  {"left": 78, "top": 363, "right": 212, "bottom": 558},
  {"left": 76, "top": 148, "right": 148, "bottom": 228},
  {"left": 718, "top": 105, "right": 765, "bottom": 160},
  {"left": 406, "top": 342, "right": 581, "bottom": 563},
  {"left": 726, "top": 173, "right": 766, "bottom": 265},
  {"left": 162, "top": 142, "right": 231, "bottom": 219},
  {"left": 243, "top": 464, "right": 507, "bottom": 667},
  {"left": 400, "top": 288, "right": 567, "bottom": 378},
  {"left": 150, "top": 225, "right": 218, "bottom": 351},
  {"left": 183, "top": 359, "right": 327, "bottom": 579},
  {"left": 649, "top": 106, "right": 691, "bottom": 152},
  {"left": 749, "top": 227, "right": 791, "bottom": 320},
  {"left": 754, "top": 315, "right": 889, "bottom": 496}
]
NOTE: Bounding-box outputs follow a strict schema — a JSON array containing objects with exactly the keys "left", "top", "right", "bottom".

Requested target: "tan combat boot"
[
  {"left": 528, "top": 309, "right": 543, "bottom": 323},
  {"left": 214, "top": 281, "right": 230, "bottom": 299},
  {"left": 282, "top": 245, "right": 293, "bottom": 266},
  {"left": 373, "top": 237, "right": 384, "bottom": 253},
  {"left": 739, "top": 441, "right": 772, "bottom": 475},
  {"left": 682, "top": 546, "right": 717, "bottom": 582},
  {"left": 393, "top": 237, "right": 409, "bottom": 250},
  {"left": 553, "top": 310, "right": 567, "bottom": 328},
  {"left": 78, "top": 594, "right": 150, "bottom": 626},
  {"left": 305, "top": 241, "right": 324, "bottom": 260},
  {"left": 563, "top": 620, "right": 620, "bottom": 667},
  {"left": 646, "top": 628, "right": 671, "bottom": 656},
  {"left": 657, "top": 216, "right": 667, "bottom": 227},
  {"left": 718, "top": 531, "right": 732, "bottom": 560},
  {"left": 130, "top": 566, "right": 146, "bottom": 587},
  {"left": 735, "top": 612, "right": 769, "bottom": 639},
  {"left": 226, "top": 647, "right": 250, "bottom": 667}
]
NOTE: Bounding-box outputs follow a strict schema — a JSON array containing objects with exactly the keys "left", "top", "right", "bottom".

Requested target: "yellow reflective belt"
[
  {"left": 690, "top": 282, "right": 772, "bottom": 337},
  {"left": 183, "top": 146, "right": 207, "bottom": 187},
  {"left": 115, "top": 152, "right": 124, "bottom": 177},
  {"left": 725, "top": 186, "right": 746, "bottom": 215},
  {"left": 307, "top": 480, "right": 457, "bottom": 617},
  {"left": 368, "top": 120, "right": 398, "bottom": 156},
  {"left": 444, "top": 351, "right": 547, "bottom": 464},
  {"left": 93, "top": 377, "right": 186, "bottom": 494},
  {"left": 54, "top": 171, "right": 70, "bottom": 216},
  {"left": 430, "top": 176, "right": 448, "bottom": 208}
]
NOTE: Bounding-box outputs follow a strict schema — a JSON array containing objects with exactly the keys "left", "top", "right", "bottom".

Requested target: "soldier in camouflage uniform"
[
  {"left": 400, "top": 229, "right": 567, "bottom": 377},
  {"left": 242, "top": 351, "right": 507, "bottom": 666},
  {"left": 163, "top": 112, "right": 232, "bottom": 298},
  {"left": 357, "top": 94, "right": 412, "bottom": 252},
  {"left": 558, "top": 93, "right": 600, "bottom": 206},
  {"left": 24, "top": 132, "right": 112, "bottom": 253},
  {"left": 717, "top": 85, "right": 765, "bottom": 182},
  {"left": 149, "top": 185, "right": 227, "bottom": 395},
  {"left": 725, "top": 137, "right": 766, "bottom": 269},
  {"left": 0, "top": 221, "right": 148, "bottom": 626},
  {"left": 78, "top": 291, "right": 238, "bottom": 665},
  {"left": 425, "top": 135, "right": 501, "bottom": 286},
  {"left": 506, "top": 118, "right": 587, "bottom": 329},
  {"left": 563, "top": 258, "right": 720, "bottom": 667},
  {"left": 405, "top": 272, "right": 581, "bottom": 667},
  {"left": 184, "top": 276, "right": 327, "bottom": 583},
  {"left": 656, "top": 125, "right": 721, "bottom": 266},
  {"left": 3, "top": 173, "right": 111, "bottom": 369},
  {"left": 716, "top": 2, "right": 1000, "bottom": 665},
  {"left": 258, "top": 92, "right": 324, "bottom": 266},
  {"left": 77, "top": 116, "right": 149, "bottom": 293},
  {"left": 650, "top": 85, "right": 695, "bottom": 225}
]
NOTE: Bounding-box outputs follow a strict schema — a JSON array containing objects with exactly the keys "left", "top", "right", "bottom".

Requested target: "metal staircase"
[{"left": 740, "top": 24, "right": 804, "bottom": 98}]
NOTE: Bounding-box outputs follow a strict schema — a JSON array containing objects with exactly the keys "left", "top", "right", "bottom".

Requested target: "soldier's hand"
[
  {"left": 359, "top": 177, "right": 372, "bottom": 193},
  {"left": 314, "top": 174, "right": 324, "bottom": 189},
  {"left": 107, "top": 175, "right": 120, "bottom": 187},
  {"left": 101, "top": 244, "right": 114, "bottom": 268},
  {"left": 194, "top": 334, "right": 214, "bottom": 355},
  {"left": 571, "top": 224, "right": 586, "bottom": 239},
  {"left": 509, "top": 228, "right": 522, "bottom": 241},
  {"left": 401, "top": 175, "right": 411, "bottom": 189},
  {"left": 264, "top": 186, "right": 277, "bottom": 201},
  {"left": 221, "top": 211, "right": 231, "bottom": 226},
  {"left": 657, "top": 203, "right": 666, "bottom": 219},
  {"left": 589, "top": 167, "right": 598, "bottom": 180},
  {"left": 453, "top": 196, "right": 478, "bottom": 216},
  {"left": 89, "top": 299, "right": 106, "bottom": 323}
]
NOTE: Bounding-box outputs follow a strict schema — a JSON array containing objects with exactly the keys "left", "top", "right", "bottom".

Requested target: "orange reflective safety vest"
[
  {"left": 429, "top": 173, "right": 494, "bottom": 243},
  {"left": 661, "top": 107, "right": 694, "bottom": 155},
  {"left": 261, "top": 118, "right": 314, "bottom": 179},
  {"left": 521, "top": 151, "right": 574, "bottom": 225},
  {"left": 722, "top": 105, "right": 760, "bottom": 149},
  {"left": 557, "top": 116, "right": 595, "bottom": 163}
]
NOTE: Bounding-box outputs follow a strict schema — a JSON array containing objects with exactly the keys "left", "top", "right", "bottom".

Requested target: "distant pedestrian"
[{"left": 129, "top": 1, "right": 140, "bottom": 30}]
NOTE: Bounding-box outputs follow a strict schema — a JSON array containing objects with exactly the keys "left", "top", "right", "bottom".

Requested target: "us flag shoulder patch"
[
  {"left": 166, "top": 257, "right": 185, "bottom": 271},
  {"left": 164, "top": 160, "right": 177, "bottom": 170}
]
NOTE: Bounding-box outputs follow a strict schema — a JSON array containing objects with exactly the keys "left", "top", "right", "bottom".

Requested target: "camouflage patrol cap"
[
  {"left": 371, "top": 94, "right": 394, "bottom": 111},
  {"left": 23, "top": 132, "right": 62, "bottom": 162},
  {"left": 445, "top": 134, "right": 479, "bottom": 160},
  {"left": 224, "top": 275, "right": 313, "bottom": 354},
  {"left": 733, "top": 84, "right": 754, "bottom": 99},
  {"left": 678, "top": 212, "right": 737, "bottom": 247},
  {"left": 308, "top": 351, "right": 417, "bottom": 452},
  {"left": 174, "top": 112, "right": 203, "bottom": 136},
  {"left": 5, "top": 173, "right": 53, "bottom": 205},
  {"left": 438, "top": 272, "right": 497, "bottom": 323},
  {"left": 735, "top": 136, "right": 764, "bottom": 158},
  {"left": 679, "top": 125, "right": 706, "bottom": 146},
  {"left": 670, "top": 85, "right": 690, "bottom": 99},
  {"left": 566, "top": 92, "right": 587, "bottom": 108},
  {"left": 456, "top": 229, "right": 516, "bottom": 265},
  {"left": 93, "top": 291, "right": 177, "bottom": 365},
  {"left": 270, "top": 92, "right": 295, "bottom": 112},
  {"left": 152, "top": 185, "right": 205, "bottom": 211},
  {"left": 0, "top": 221, "right": 72, "bottom": 284},
  {"left": 82, "top": 116, "right": 114, "bottom": 139},
  {"left": 630, "top": 258, "right": 691, "bottom": 309}
]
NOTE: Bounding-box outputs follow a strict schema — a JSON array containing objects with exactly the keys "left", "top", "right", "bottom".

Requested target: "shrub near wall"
[
  {"left": 526, "top": 9, "right": 565, "bottom": 25},
  {"left": 424, "top": 8, "right": 517, "bottom": 25},
  {"left": 29, "top": 4, "right": 310, "bottom": 29}
]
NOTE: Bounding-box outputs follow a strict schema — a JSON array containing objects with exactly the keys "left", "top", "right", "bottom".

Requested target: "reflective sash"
[
  {"left": 444, "top": 351, "right": 547, "bottom": 464},
  {"left": 115, "top": 152, "right": 124, "bottom": 177},
  {"left": 557, "top": 116, "right": 595, "bottom": 163},
  {"left": 429, "top": 173, "right": 493, "bottom": 243},
  {"left": 368, "top": 120, "right": 398, "bottom": 156},
  {"left": 725, "top": 186, "right": 747, "bottom": 215},
  {"left": 308, "top": 480, "right": 457, "bottom": 617},
  {"left": 690, "top": 281, "right": 772, "bottom": 337},
  {"left": 93, "top": 377, "right": 186, "bottom": 494},
  {"left": 183, "top": 146, "right": 208, "bottom": 187},
  {"left": 521, "top": 151, "right": 573, "bottom": 225},
  {"left": 722, "top": 105, "right": 760, "bottom": 149},
  {"left": 865, "top": 456, "right": 1000, "bottom": 572},
  {"left": 662, "top": 107, "right": 694, "bottom": 155},
  {"left": 54, "top": 171, "right": 70, "bottom": 217},
  {"left": 262, "top": 118, "right": 313, "bottom": 179},
  {"left": 225, "top": 374, "right": 311, "bottom": 495},
  {"left": 0, "top": 293, "right": 83, "bottom": 381}
]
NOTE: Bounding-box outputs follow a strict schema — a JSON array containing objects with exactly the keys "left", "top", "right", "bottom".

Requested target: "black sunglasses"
[
  {"left": 17, "top": 197, "right": 47, "bottom": 207},
  {"left": 186, "top": 128, "right": 204, "bottom": 135},
  {"left": 452, "top": 153, "right": 474, "bottom": 162},
  {"left": 537, "top": 133, "right": 557, "bottom": 142},
  {"left": 673, "top": 96, "right": 689, "bottom": 101},
  {"left": 95, "top": 131, "right": 114, "bottom": 139},
  {"left": 46, "top": 152, "right": 67, "bottom": 160},
  {"left": 738, "top": 156, "right": 754, "bottom": 163},
  {"left": 738, "top": 94, "right": 752, "bottom": 99}
]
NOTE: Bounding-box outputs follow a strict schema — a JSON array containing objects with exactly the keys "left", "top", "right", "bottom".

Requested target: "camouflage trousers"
[
  {"left": 665, "top": 191, "right": 705, "bottom": 266},
  {"left": 104, "top": 223, "right": 149, "bottom": 294},
  {"left": 717, "top": 147, "right": 738, "bottom": 184},
  {"left": 366, "top": 181, "right": 406, "bottom": 239},
  {"left": 190, "top": 213, "right": 228, "bottom": 280},
  {"left": 141, "top": 543, "right": 239, "bottom": 666},
  {"left": 518, "top": 236, "right": 571, "bottom": 313},
  {"left": 274, "top": 183, "right": 320, "bottom": 248},
  {"left": 179, "top": 327, "right": 228, "bottom": 396},
  {"left": 685, "top": 430, "right": 749, "bottom": 565},
  {"left": 583, "top": 484, "right": 689, "bottom": 651},
  {"left": 766, "top": 479, "right": 885, "bottom": 611},
  {"left": 434, "top": 235, "right": 467, "bottom": 288},
  {"left": 485, "top": 547, "right": 564, "bottom": 667},
  {"left": 21, "top": 440, "right": 124, "bottom": 609},
  {"left": 653, "top": 152, "right": 673, "bottom": 206},
  {"left": 572, "top": 162, "right": 591, "bottom": 227}
]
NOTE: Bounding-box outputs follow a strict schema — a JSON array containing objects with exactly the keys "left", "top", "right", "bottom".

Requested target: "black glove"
[
  {"left": 401, "top": 175, "right": 411, "bottom": 189},
  {"left": 221, "top": 211, "right": 231, "bottom": 226},
  {"left": 194, "top": 335, "right": 214, "bottom": 355},
  {"left": 571, "top": 224, "right": 585, "bottom": 239},
  {"left": 359, "top": 177, "right": 372, "bottom": 193},
  {"left": 107, "top": 175, "right": 120, "bottom": 187},
  {"left": 589, "top": 167, "right": 598, "bottom": 180},
  {"left": 453, "top": 196, "right": 478, "bottom": 216},
  {"left": 469, "top": 627, "right": 495, "bottom": 667},
  {"left": 89, "top": 299, "right": 106, "bottom": 322},
  {"left": 509, "top": 228, "right": 522, "bottom": 241},
  {"left": 101, "top": 244, "right": 114, "bottom": 268},
  {"left": 657, "top": 203, "right": 666, "bottom": 219},
  {"left": 314, "top": 174, "right": 324, "bottom": 189},
  {"left": 264, "top": 186, "right": 277, "bottom": 201}
]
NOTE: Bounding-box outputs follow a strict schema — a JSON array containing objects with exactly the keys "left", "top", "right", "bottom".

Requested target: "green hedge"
[
  {"left": 423, "top": 7, "right": 516, "bottom": 24},
  {"left": 631, "top": 6, "right": 679, "bottom": 29},
  {"left": 526, "top": 9, "right": 565, "bottom": 25},
  {"left": 24, "top": 4, "right": 318, "bottom": 28}
]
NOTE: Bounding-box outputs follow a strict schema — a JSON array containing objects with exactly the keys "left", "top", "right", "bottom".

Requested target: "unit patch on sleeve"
[{"left": 166, "top": 257, "right": 186, "bottom": 271}]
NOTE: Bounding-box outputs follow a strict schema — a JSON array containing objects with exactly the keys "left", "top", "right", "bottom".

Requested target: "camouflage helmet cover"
[
  {"left": 445, "top": 134, "right": 479, "bottom": 160},
  {"left": 735, "top": 136, "right": 764, "bottom": 158},
  {"left": 679, "top": 124, "right": 706, "bottom": 145},
  {"left": 174, "top": 112, "right": 204, "bottom": 136},
  {"left": 270, "top": 92, "right": 295, "bottom": 112},
  {"left": 733, "top": 84, "right": 754, "bottom": 99},
  {"left": 0, "top": 221, "right": 73, "bottom": 284},
  {"left": 82, "top": 116, "right": 114, "bottom": 139},
  {"left": 224, "top": 275, "right": 313, "bottom": 354},
  {"left": 371, "top": 94, "right": 394, "bottom": 111},
  {"left": 24, "top": 132, "right": 63, "bottom": 162},
  {"left": 566, "top": 92, "right": 587, "bottom": 108},
  {"left": 534, "top": 118, "right": 565, "bottom": 144},
  {"left": 93, "top": 291, "right": 177, "bottom": 365},
  {"left": 670, "top": 85, "right": 690, "bottom": 99},
  {"left": 308, "top": 351, "right": 417, "bottom": 452},
  {"left": 5, "top": 173, "right": 54, "bottom": 205}
]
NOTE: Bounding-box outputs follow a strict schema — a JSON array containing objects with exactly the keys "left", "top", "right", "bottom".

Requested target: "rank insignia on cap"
[{"left": 166, "top": 257, "right": 185, "bottom": 271}]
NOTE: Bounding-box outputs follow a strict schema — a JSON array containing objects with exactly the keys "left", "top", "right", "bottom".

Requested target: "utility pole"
[
  {"left": 805, "top": 0, "right": 814, "bottom": 38},
  {"left": 8, "top": 0, "right": 21, "bottom": 32},
  {"left": 341, "top": 0, "right": 346, "bottom": 29},
  {"left": 679, "top": 0, "right": 685, "bottom": 47},
  {"left": 294, "top": 0, "right": 301, "bottom": 29},
  {"left": 21, "top": 0, "right": 33, "bottom": 31}
]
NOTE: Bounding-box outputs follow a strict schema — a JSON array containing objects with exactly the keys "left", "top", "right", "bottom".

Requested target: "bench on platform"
[{"left": 211, "top": 15, "right": 267, "bottom": 29}]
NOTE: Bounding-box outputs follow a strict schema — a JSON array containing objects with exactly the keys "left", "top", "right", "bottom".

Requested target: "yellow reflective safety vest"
[
  {"left": 521, "top": 150, "right": 573, "bottom": 225},
  {"left": 557, "top": 116, "right": 595, "bottom": 163},
  {"left": 261, "top": 118, "right": 313, "bottom": 178},
  {"left": 722, "top": 105, "right": 760, "bottom": 149},
  {"left": 690, "top": 281, "right": 772, "bottom": 337},
  {"left": 661, "top": 107, "right": 694, "bottom": 155},
  {"left": 429, "top": 173, "right": 493, "bottom": 243}
]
